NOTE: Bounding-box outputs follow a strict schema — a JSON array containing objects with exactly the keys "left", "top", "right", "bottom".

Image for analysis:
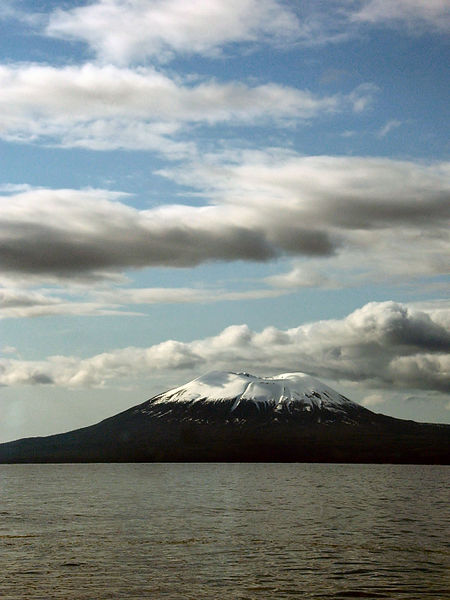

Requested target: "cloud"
[
  {"left": 1, "top": 345, "right": 17, "bottom": 355},
  {"left": 0, "top": 301, "right": 448, "bottom": 394},
  {"left": 0, "top": 1, "right": 17, "bottom": 19},
  {"left": 351, "top": 0, "right": 450, "bottom": 32},
  {"left": 46, "top": 0, "right": 303, "bottom": 64},
  {"left": 264, "top": 265, "right": 336, "bottom": 289},
  {"left": 1, "top": 154, "right": 448, "bottom": 282},
  {"left": 264, "top": 244, "right": 450, "bottom": 293},
  {"left": 159, "top": 153, "right": 450, "bottom": 282},
  {"left": 0, "top": 284, "right": 288, "bottom": 319},
  {"left": 360, "top": 393, "right": 386, "bottom": 407},
  {"left": 43, "top": 0, "right": 449, "bottom": 68},
  {"left": 0, "top": 183, "right": 34, "bottom": 193},
  {"left": 0, "top": 185, "right": 335, "bottom": 280},
  {"left": 96, "top": 286, "right": 287, "bottom": 305},
  {"left": 377, "top": 119, "right": 403, "bottom": 138},
  {"left": 166, "top": 153, "right": 449, "bottom": 230},
  {"left": 390, "top": 353, "right": 450, "bottom": 392},
  {"left": 0, "top": 63, "right": 371, "bottom": 151},
  {"left": 0, "top": 287, "right": 142, "bottom": 319},
  {"left": 406, "top": 300, "right": 450, "bottom": 330},
  {"left": 0, "top": 0, "right": 44, "bottom": 25},
  {"left": 0, "top": 63, "right": 336, "bottom": 122}
]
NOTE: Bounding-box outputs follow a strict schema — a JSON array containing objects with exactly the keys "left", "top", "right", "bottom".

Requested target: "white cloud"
[
  {"left": 264, "top": 265, "right": 336, "bottom": 289},
  {"left": 43, "top": 0, "right": 449, "bottom": 68},
  {"left": 377, "top": 119, "right": 402, "bottom": 138},
  {"left": 0, "top": 287, "right": 142, "bottom": 319},
  {"left": 352, "top": 0, "right": 450, "bottom": 32},
  {"left": 1, "top": 345, "right": 17, "bottom": 355},
  {"left": 0, "top": 284, "right": 288, "bottom": 319},
  {"left": 0, "top": 1, "right": 20, "bottom": 19},
  {"left": 0, "top": 63, "right": 332, "bottom": 122},
  {"left": 0, "top": 63, "right": 370, "bottom": 151},
  {"left": 0, "top": 0, "right": 44, "bottom": 25},
  {"left": 96, "top": 286, "right": 287, "bottom": 304},
  {"left": 0, "top": 183, "right": 34, "bottom": 193},
  {"left": 46, "top": 0, "right": 302, "bottom": 64},
  {"left": 360, "top": 392, "right": 386, "bottom": 407},
  {"left": 0, "top": 301, "right": 448, "bottom": 394},
  {"left": 263, "top": 241, "right": 450, "bottom": 292},
  {"left": 45, "top": 0, "right": 450, "bottom": 69}
]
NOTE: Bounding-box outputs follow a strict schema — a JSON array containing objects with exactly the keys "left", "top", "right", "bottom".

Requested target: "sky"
[{"left": 0, "top": 0, "right": 449, "bottom": 443}]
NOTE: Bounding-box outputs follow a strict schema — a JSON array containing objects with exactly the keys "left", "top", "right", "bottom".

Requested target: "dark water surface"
[{"left": 0, "top": 463, "right": 448, "bottom": 599}]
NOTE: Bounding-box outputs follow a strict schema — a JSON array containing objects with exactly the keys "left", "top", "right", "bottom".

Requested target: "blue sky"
[{"left": 0, "top": 0, "right": 449, "bottom": 442}]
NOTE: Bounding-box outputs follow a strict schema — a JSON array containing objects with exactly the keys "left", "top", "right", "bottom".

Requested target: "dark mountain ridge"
[{"left": 1, "top": 371, "right": 449, "bottom": 463}]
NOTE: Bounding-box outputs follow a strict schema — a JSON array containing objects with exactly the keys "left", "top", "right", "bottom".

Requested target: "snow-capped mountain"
[
  {"left": 152, "top": 371, "right": 353, "bottom": 410},
  {"left": 133, "top": 371, "right": 366, "bottom": 424},
  {"left": 0, "top": 370, "right": 449, "bottom": 464}
]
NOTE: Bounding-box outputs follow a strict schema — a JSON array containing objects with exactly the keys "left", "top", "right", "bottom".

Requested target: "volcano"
[{"left": 0, "top": 371, "right": 449, "bottom": 463}]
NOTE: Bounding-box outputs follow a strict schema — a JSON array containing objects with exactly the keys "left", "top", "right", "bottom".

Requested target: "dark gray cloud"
[
  {"left": 314, "top": 192, "right": 450, "bottom": 230},
  {"left": 0, "top": 221, "right": 275, "bottom": 272},
  {"left": 29, "top": 373, "right": 54, "bottom": 385},
  {"left": 1, "top": 156, "right": 447, "bottom": 282},
  {"left": 0, "top": 186, "right": 339, "bottom": 279},
  {"left": 375, "top": 309, "right": 450, "bottom": 352}
]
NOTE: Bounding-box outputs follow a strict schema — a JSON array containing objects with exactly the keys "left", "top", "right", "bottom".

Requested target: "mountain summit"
[
  {"left": 0, "top": 371, "right": 449, "bottom": 463},
  {"left": 135, "top": 371, "right": 367, "bottom": 424},
  {"left": 151, "top": 371, "right": 356, "bottom": 411}
]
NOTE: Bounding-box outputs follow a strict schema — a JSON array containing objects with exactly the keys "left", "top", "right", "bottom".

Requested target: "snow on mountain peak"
[{"left": 154, "top": 370, "right": 357, "bottom": 411}]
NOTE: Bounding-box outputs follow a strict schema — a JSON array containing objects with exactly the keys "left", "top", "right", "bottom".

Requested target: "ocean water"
[{"left": 0, "top": 463, "right": 448, "bottom": 599}]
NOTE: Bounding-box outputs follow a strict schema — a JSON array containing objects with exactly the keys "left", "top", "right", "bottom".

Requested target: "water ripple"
[{"left": 0, "top": 463, "right": 448, "bottom": 599}]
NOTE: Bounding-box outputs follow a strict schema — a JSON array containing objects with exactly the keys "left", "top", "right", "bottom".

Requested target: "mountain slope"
[{"left": 1, "top": 371, "right": 449, "bottom": 463}]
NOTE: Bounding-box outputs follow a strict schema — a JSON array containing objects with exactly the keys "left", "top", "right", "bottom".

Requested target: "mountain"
[{"left": 0, "top": 371, "right": 449, "bottom": 463}]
